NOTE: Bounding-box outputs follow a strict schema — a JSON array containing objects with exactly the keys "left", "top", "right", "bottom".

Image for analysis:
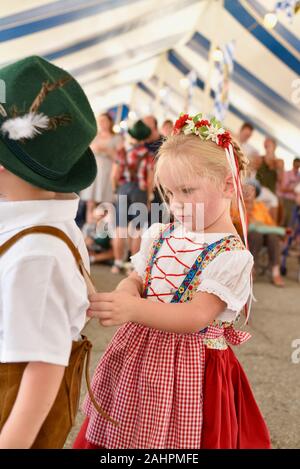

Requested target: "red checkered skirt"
[
  {"left": 81, "top": 322, "right": 206, "bottom": 448},
  {"left": 75, "top": 322, "right": 271, "bottom": 449}
]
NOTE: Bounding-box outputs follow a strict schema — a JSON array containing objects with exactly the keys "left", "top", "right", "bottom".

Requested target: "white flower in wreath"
[
  {"left": 183, "top": 120, "right": 196, "bottom": 135},
  {"left": 205, "top": 125, "right": 225, "bottom": 143}
]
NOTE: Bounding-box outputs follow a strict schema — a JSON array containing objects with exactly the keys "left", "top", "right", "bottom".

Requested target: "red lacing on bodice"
[{"left": 147, "top": 234, "right": 207, "bottom": 303}]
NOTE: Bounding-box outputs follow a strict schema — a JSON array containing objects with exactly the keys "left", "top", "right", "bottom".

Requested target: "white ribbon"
[{"left": 225, "top": 143, "right": 255, "bottom": 323}]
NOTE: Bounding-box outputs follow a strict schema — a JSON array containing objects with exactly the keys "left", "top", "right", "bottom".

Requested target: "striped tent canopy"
[{"left": 0, "top": 0, "right": 299, "bottom": 167}]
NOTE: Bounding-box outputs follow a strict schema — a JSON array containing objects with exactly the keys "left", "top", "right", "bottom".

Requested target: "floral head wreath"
[
  {"left": 173, "top": 112, "right": 232, "bottom": 149},
  {"left": 172, "top": 112, "right": 252, "bottom": 321}
]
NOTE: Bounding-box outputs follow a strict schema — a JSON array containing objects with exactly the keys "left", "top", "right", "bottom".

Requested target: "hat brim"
[{"left": 0, "top": 139, "right": 97, "bottom": 193}]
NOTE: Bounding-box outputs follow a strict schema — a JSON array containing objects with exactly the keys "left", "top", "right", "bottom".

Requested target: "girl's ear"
[{"left": 223, "top": 174, "right": 235, "bottom": 198}]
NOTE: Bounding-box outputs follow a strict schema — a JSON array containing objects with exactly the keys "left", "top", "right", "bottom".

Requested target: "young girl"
[{"left": 74, "top": 113, "right": 271, "bottom": 449}]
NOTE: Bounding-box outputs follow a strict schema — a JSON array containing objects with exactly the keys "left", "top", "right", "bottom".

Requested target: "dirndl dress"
[{"left": 74, "top": 223, "right": 271, "bottom": 449}]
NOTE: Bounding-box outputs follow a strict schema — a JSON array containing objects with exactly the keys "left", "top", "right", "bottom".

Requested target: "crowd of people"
[
  {"left": 237, "top": 122, "right": 300, "bottom": 286},
  {"left": 77, "top": 114, "right": 300, "bottom": 288}
]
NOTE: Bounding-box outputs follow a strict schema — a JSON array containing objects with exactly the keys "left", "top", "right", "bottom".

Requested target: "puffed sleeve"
[
  {"left": 130, "top": 223, "right": 165, "bottom": 279},
  {"left": 1, "top": 254, "right": 88, "bottom": 366},
  {"left": 197, "top": 250, "right": 254, "bottom": 317}
]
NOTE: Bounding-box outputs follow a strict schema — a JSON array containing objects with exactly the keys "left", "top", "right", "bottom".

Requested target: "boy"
[{"left": 0, "top": 56, "right": 97, "bottom": 448}]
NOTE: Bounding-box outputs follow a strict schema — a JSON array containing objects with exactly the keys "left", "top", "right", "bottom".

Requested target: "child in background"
[
  {"left": 82, "top": 205, "right": 114, "bottom": 265},
  {"left": 74, "top": 114, "right": 271, "bottom": 449}
]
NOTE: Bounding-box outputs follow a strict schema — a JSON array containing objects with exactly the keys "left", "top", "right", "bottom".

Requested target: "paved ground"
[{"left": 65, "top": 261, "right": 300, "bottom": 449}]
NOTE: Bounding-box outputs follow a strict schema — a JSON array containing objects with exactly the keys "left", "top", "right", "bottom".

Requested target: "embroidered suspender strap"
[
  {"left": 0, "top": 225, "right": 118, "bottom": 427},
  {"left": 142, "top": 223, "right": 176, "bottom": 298},
  {"left": 171, "top": 235, "right": 242, "bottom": 303}
]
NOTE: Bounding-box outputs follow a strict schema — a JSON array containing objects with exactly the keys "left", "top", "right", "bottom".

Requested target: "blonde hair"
[{"left": 154, "top": 133, "right": 248, "bottom": 194}]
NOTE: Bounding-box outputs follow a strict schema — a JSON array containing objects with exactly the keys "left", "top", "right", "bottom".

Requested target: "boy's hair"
[{"left": 154, "top": 133, "right": 248, "bottom": 196}]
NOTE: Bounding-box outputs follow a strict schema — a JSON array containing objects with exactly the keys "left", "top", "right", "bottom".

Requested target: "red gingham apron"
[{"left": 82, "top": 224, "right": 250, "bottom": 448}]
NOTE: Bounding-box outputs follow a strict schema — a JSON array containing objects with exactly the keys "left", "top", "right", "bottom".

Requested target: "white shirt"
[
  {"left": 131, "top": 223, "right": 253, "bottom": 322},
  {"left": 0, "top": 194, "right": 89, "bottom": 366}
]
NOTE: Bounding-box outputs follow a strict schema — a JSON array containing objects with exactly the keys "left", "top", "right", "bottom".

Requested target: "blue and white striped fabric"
[{"left": 0, "top": 0, "right": 299, "bottom": 168}]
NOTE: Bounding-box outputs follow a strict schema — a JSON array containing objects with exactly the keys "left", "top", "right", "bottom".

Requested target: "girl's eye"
[{"left": 182, "top": 188, "right": 194, "bottom": 194}]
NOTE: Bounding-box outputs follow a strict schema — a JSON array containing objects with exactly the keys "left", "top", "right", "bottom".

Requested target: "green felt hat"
[
  {"left": 0, "top": 55, "right": 97, "bottom": 192},
  {"left": 128, "top": 120, "right": 151, "bottom": 141}
]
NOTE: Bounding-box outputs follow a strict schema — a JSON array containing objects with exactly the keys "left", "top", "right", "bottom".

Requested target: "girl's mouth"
[{"left": 175, "top": 214, "right": 192, "bottom": 219}]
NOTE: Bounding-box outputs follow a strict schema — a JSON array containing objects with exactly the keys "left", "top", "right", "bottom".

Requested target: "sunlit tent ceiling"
[{"left": 0, "top": 0, "right": 299, "bottom": 167}]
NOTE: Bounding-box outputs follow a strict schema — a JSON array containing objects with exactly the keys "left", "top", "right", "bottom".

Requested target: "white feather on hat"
[{"left": 1, "top": 112, "right": 50, "bottom": 140}]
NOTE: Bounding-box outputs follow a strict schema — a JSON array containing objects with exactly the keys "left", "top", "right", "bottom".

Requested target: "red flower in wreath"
[
  {"left": 217, "top": 130, "right": 232, "bottom": 148},
  {"left": 173, "top": 114, "right": 191, "bottom": 134},
  {"left": 195, "top": 119, "right": 211, "bottom": 128}
]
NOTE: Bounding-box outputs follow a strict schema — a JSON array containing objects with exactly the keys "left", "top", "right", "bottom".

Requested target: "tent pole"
[
  {"left": 115, "top": 103, "right": 123, "bottom": 123},
  {"left": 129, "top": 84, "right": 137, "bottom": 116},
  {"left": 155, "top": 53, "right": 167, "bottom": 121},
  {"left": 203, "top": 41, "right": 215, "bottom": 114}
]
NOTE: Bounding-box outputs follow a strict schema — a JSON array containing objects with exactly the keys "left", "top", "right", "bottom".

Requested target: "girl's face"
[{"left": 159, "top": 165, "right": 230, "bottom": 232}]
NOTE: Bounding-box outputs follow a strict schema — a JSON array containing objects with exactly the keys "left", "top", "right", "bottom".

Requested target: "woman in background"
[{"left": 80, "top": 113, "right": 123, "bottom": 222}]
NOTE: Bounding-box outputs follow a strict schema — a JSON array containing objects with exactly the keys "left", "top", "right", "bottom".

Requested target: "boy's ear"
[
  {"left": 0, "top": 165, "right": 5, "bottom": 173},
  {"left": 223, "top": 174, "right": 235, "bottom": 198}
]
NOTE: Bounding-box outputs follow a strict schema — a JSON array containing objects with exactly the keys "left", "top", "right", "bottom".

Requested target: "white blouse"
[{"left": 131, "top": 223, "right": 254, "bottom": 322}]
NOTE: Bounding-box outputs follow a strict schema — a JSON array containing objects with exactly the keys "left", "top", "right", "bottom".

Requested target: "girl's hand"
[{"left": 88, "top": 291, "right": 140, "bottom": 326}]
